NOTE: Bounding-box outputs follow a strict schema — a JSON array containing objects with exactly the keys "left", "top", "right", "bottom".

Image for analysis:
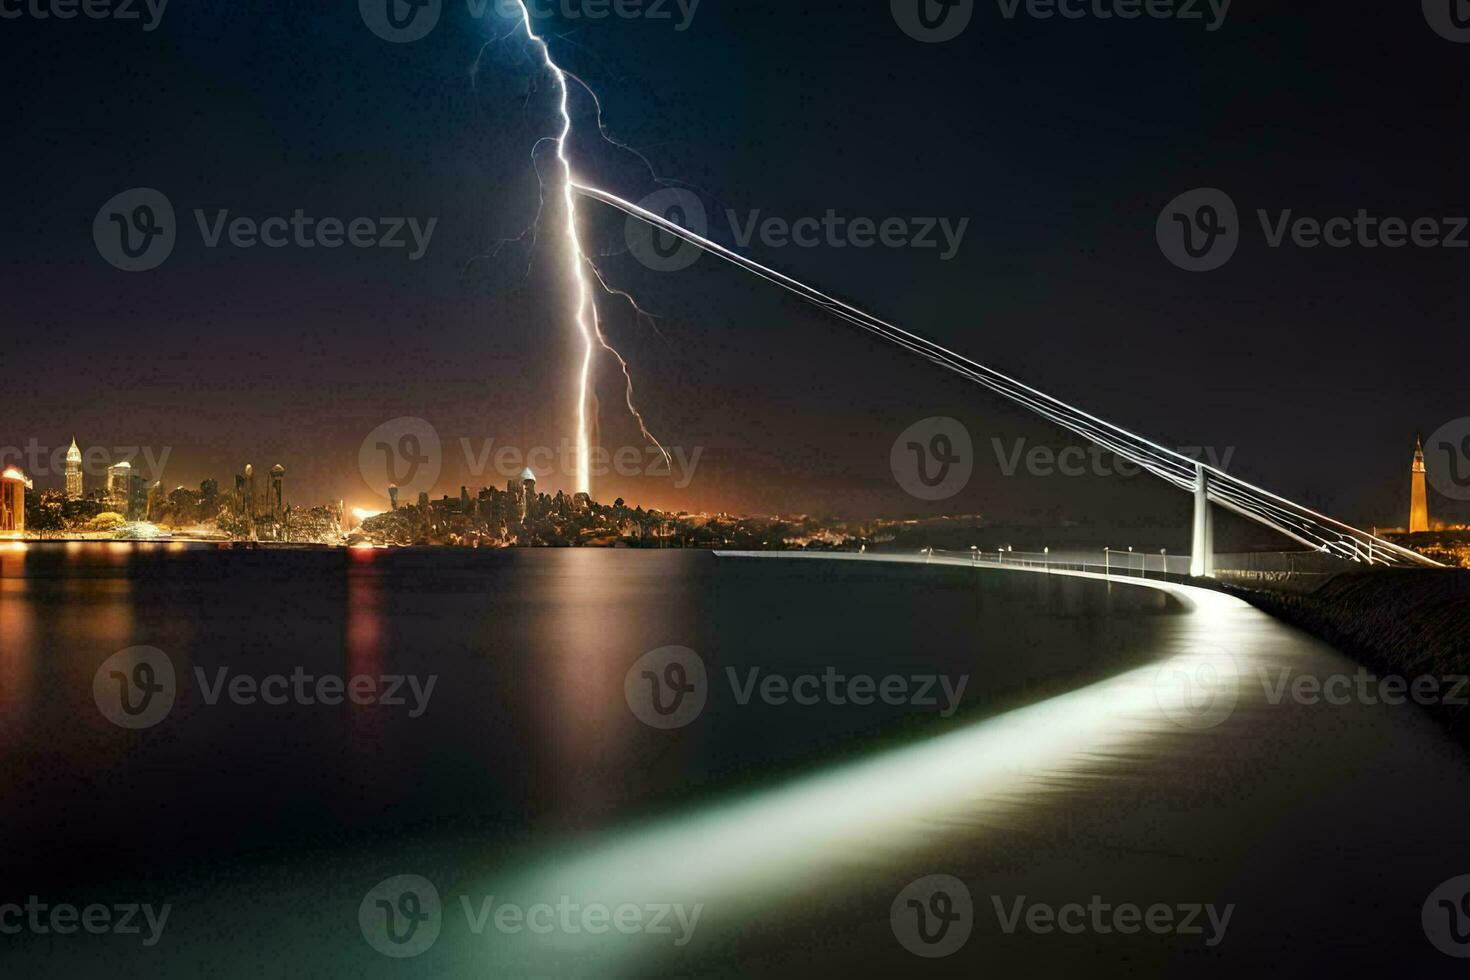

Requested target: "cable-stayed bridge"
[{"left": 575, "top": 182, "right": 1438, "bottom": 574}]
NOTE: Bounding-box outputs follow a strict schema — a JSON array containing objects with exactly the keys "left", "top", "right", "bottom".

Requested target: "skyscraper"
[
  {"left": 64, "top": 437, "right": 82, "bottom": 501},
  {"left": 1410, "top": 436, "right": 1430, "bottom": 533},
  {"left": 106, "top": 460, "right": 131, "bottom": 511},
  {"left": 270, "top": 464, "right": 285, "bottom": 518}
]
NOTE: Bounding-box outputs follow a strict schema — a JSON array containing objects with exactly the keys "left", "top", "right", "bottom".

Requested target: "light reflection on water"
[{"left": 1, "top": 546, "right": 1469, "bottom": 978}]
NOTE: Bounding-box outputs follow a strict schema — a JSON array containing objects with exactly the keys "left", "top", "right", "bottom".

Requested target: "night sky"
[{"left": 3, "top": 0, "right": 1467, "bottom": 531}]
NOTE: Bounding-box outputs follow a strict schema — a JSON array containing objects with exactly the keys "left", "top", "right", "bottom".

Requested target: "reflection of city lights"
[{"left": 349, "top": 542, "right": 378, "bottom": 552}]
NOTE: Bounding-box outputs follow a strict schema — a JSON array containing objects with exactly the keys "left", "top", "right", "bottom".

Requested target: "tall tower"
[
  {"left": 65, "top": 437, "right": 83, "bottom": 501},
  {"left": 1410, "top": 436, "right": 1430, "bottom": 533},
  {"left": 270, "top": 465, "right": 285, "bottom": 518}
]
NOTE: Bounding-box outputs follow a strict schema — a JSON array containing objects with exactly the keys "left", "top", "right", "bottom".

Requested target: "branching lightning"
[{"left": 506, "top": 3, "right": 669, "bottom": 495}]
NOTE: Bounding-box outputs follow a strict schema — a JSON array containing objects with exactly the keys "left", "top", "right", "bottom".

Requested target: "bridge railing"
[{"left": 923, "top": 547, "right": 1353, "bottom": 587}]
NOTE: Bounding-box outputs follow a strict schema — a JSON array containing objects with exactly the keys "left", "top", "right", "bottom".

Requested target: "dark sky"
[{"left": 3, "top": 0, "right": 1467, "bottom": 533}]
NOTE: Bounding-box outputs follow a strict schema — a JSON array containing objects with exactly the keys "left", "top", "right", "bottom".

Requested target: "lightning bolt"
[{"left": 506, "top": 4, "right": 669, "bottom": 495}]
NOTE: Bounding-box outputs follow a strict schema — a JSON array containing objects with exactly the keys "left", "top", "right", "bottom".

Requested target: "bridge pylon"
[{"left": 1190, "top": 464, "right": 1215, "bottom": 578}]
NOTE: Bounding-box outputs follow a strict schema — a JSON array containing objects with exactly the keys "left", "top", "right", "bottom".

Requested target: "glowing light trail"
[{"left": 572, "top": 181, "right": 1436, "bottom": 568}]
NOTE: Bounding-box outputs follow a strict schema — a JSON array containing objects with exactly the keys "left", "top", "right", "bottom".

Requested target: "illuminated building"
[
  {"left": 127, "top": 473, "right": 147, "bottom": 521},
  {"left": 65, "top": 437, "right": 83, "bottom": 500},
  {"left": 1411, "top": 436, "right": 1429, "bottom": 533},
  {"left": 270, "top": 464, "right": 285, "bottom": 518},
  {"left": 573, "top": 491, "right": 591, "bottom": 513},
  {"left": 0, "top": 466, "right": 30, "bottom": 537},
  {"left": 106, "top": 460, "right": 131, "bottom": 511},
  {"left": 388, "top": 484, "right": 399, "bottom": 510}
]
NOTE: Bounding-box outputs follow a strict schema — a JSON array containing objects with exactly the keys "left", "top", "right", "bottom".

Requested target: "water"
[{"left": 1, "top": 544, "right": 1467, "bottom": 976}]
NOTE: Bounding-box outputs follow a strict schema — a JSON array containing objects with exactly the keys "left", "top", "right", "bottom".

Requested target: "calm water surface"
[{"left": 1, "top": 544, "right": 1467, "bottom": 977}]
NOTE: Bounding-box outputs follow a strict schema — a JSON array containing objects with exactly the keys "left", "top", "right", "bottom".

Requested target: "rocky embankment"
[{"left": 1227, "top": 569, "right": 1470, "bottom": 739}]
